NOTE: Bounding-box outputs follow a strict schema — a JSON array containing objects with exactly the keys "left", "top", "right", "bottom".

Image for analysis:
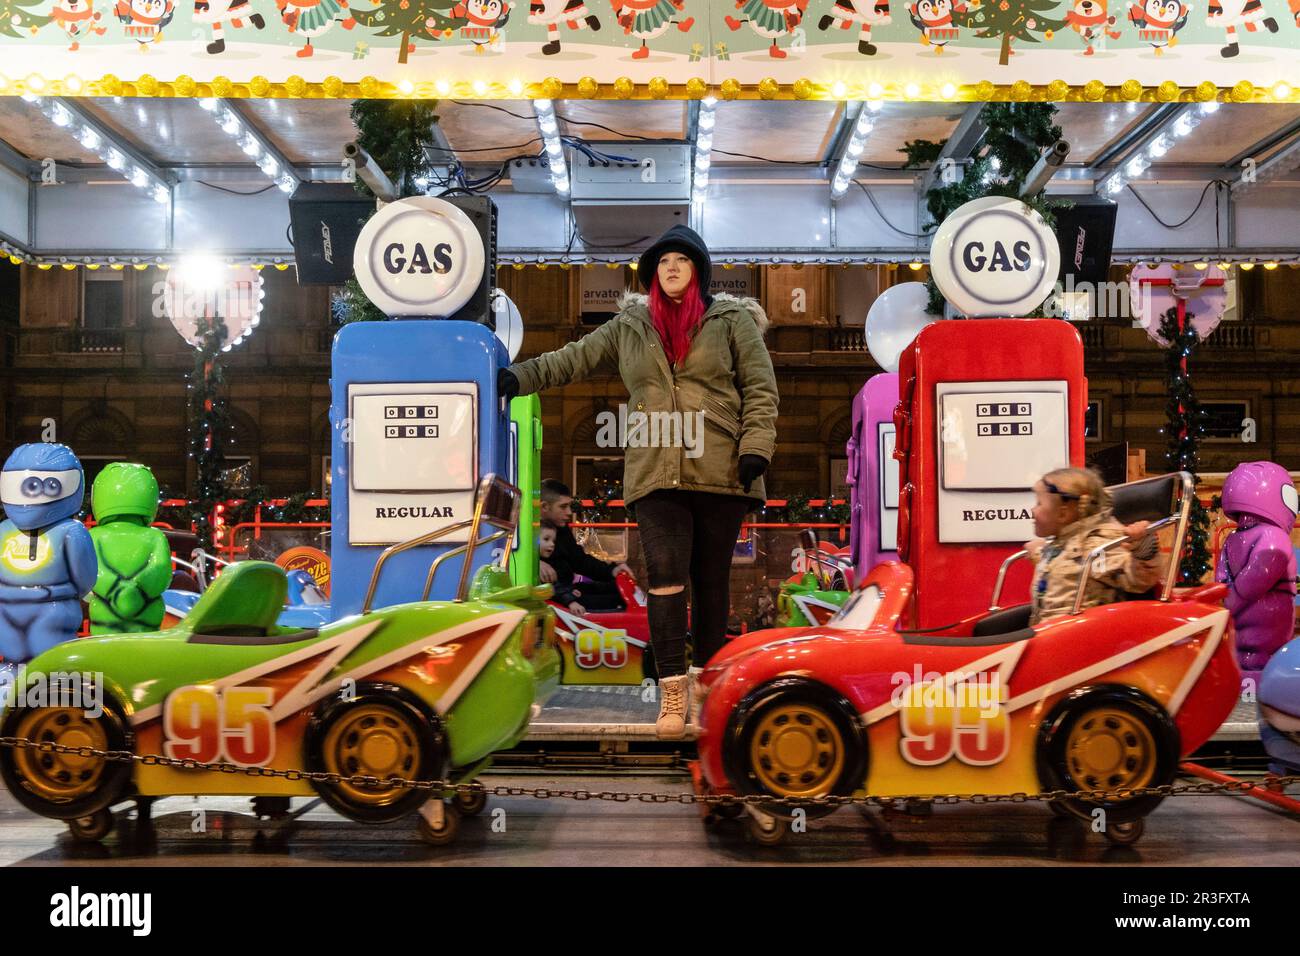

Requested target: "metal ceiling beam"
[
  {"left": 1231, "top": 133, "right": 1300, "bottom": 198},
  {"left": 48, "top": 97, "right": 172, "bottom": 197},
  {"left": 0, "top": 137, "right": 34, "bottom": 179},
  {"left": 918, "top": 104, "right": 986, "bottom": 197},
  {"left": 195, "top": 98, "right": 301, "bottom": 193},
  {"left": 1094, "top": 103, "right": 1221, "bottom": 197},
  {"left": 1222, "top": 117, "right": 1300, "bottom": 171},
  {"left": 1088, "top": 103, "right": 1182, "bottom": 171}
]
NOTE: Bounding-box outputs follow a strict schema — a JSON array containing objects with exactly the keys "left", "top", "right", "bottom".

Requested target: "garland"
[
  {"left": 187, "top": 315, "right": 230, "bottom": 550},
  {"left": 904, "top": 102, "right": 1068, "bottom": 315},
  {"left": 1158, "top": 304, "right": 1212, "bottom": 584}
]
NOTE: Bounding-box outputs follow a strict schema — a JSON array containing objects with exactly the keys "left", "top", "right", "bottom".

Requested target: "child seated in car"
[
  {"left": 539, "top": 520, "right": 626, "bottom": 615},
  {"left": 1025, "top": 467, "right": 1164, "bottom": 625}
]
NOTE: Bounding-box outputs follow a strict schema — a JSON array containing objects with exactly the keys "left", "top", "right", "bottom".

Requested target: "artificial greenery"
[
  {"left": 903, "top": 102, "right": 1067, "bottom": 314},
  {"left": 957, "top": 0, "right": 1068, "bottom": 66},
  {"left": 187, "top": 315, "right": 231, "bottom": 550},
  {"left": 332, "top": 100, "right": 447, "bottom": 324},
  {"left": 1157, "top": 304, "right": 1212, "bottom": 584}
]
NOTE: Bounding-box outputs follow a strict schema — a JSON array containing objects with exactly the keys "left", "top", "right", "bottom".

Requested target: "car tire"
[
  {"left": 723, "top": 677, "right": 868, "bottom": 820},
  {"left": 417, "top": 801, "right": 461, "bottom": 845},
  {"left": 306, "top": 683, "right": 446, "bottom": 825},
  {"left": 0, "top": 682, "right": 134, "bottom": 821},
  {"left": 66, "top": 807, "right": 116, "bottom": 843},
  {"left": 1036, "top": 686, "right": 1180, "bottom": 824}
]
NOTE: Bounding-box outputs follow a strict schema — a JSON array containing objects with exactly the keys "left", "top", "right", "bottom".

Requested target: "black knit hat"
[{"left": 637, "top": 224, "right": 712, "bottom": 293}]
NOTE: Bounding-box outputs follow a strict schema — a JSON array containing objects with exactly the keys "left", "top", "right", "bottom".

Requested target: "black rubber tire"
[
  {"left": 723, "top": 677, "right": 868, "bottom": 820},
  {"left": 1036, "top": 685, "right": 1180, "bottom": 824},
  {"left": 454, "top": 785, "right": 488, "bottom": 816},
  {"left": 417, "top": 802, "right": 462, "bottom": 845},
  {"left": 305, "top": 684, "right": 445, "bottom": 825},
  {"left": 0, "top": 683, "right": 134, "bottom": 821},
  {"left": 66, "top": 807, "right": 115, "bottom": 843},
  {"left": 1103, "top": 817, "right": 1145, "bottom": 846},
  {"left": 745, "top": 812, "right": 789, "bottom": 846}
]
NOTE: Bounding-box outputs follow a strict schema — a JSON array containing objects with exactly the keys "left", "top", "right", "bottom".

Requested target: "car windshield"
[{"left": 826, "top": 585, "right": 883, "bottom": 631}]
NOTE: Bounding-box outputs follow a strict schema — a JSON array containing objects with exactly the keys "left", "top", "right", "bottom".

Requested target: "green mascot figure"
[{"left": 88, "top": 463, "right": 172, "bottom": 634}]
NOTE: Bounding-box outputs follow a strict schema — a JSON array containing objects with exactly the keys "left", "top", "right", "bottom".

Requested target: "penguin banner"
[{"left": 0, "top": 0, "right": 1296, "bottom": 96}]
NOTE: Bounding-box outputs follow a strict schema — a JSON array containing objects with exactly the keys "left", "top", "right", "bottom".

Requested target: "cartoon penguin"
[
  {"left": 1126, "top": 0, "right": 1188, "bottom": 54},
  {"left": 908, "top": 0, "right": 965, "bottom": 53},
  {"left": 49, "top": 0, "right": 108, "bottom": 51},
  {"left": 724, "top": 0, "right": 809, "bottom": 59},
  {"left": 451, "top": 0, "right": 510, "bottom": 50},
  {"left": 193, "top": 0, "right": 267, "bottom": 55},
  {"left": 529, "top": 0, "right": 602, "bottom": 56},
  {"left": 0, "top": 444, "right": 97, "bottom": 664},
  {"left": 113, "top": 0, "right": 175, "bottom": 49},
  {"left": 1066, "top": 0, "right": 1122, "bottom": 54},
  {"left": 1206, "top": 0, "right": 1278, "bottom": 57},
  {"left": 817, "top": 0, "right": 890, "bottom": 55},
  {"left": 610, "top": 0, "right": 694, "bottom": 58}
]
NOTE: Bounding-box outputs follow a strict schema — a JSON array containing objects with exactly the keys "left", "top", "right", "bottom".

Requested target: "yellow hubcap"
[
  {"left": 1065, "top": 707, "right": 1157, "bottom": 792},
  {"left": 749, "top": 704, "right": 845, "bottom": 799},
  {"left": 322, "top": 704, "right": 421, "bottom": 807},
  {"left": 13, "top": 708, "right": 109, "bottom": 803}
]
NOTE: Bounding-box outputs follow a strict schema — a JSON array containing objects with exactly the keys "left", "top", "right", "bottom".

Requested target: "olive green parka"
[{"left": 507, "top": 291, "right": 779, "bottom": 510}]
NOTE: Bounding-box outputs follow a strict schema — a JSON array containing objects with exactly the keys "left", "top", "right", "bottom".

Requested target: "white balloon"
[
  {"left": 864, "top": 282, "right": 937, "bottom": 373},
  {"left": 491, "top": 289, "right": 525, "bottom": 361}
]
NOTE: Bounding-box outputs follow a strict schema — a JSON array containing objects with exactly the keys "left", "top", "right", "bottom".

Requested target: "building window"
[
  {"left": 79, "top": 271, "right": 125, "bottom": 353},
  {"left": 1085, "top": 400, "right": 1102, "bottom": 441},
  {"left": 1200, "top": 400, "right": 1251, "bottom": 442}
]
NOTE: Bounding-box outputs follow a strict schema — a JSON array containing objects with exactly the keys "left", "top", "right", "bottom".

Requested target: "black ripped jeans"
[{"left": 633, "top": 489, "right": 750, "bottom": 678}]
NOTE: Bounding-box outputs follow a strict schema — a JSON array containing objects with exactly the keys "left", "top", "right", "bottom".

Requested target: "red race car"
[
  {"left": 694, "top": 473, "right": 1240, "bottom": 845},
  {"left": 549, "top": 571, "right": 659, "bottom": 684}
]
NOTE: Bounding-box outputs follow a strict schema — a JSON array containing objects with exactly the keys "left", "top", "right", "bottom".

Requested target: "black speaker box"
[
  {"left": 288, "top": 183, "right": 375, "bottom": 286},
  {"left": 1054, "top": 198, "right": 1119, "bottom": 287},
  {"left": 442, "top": 193, "right": 498, "bottom": 329}
]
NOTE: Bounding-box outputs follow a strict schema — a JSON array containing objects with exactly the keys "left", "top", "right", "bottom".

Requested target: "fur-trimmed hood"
[{"left": 616, "top": 290, "right": 770, "bottom": 337}]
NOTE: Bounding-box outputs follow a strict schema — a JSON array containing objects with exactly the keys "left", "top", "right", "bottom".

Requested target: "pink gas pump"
[{"left": 847, "top": 372, "right": 901, "bottom": 579}]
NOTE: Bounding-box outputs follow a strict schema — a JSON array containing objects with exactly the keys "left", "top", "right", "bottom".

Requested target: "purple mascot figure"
[{"left": 1215, "top": 461, "right": 1298, "bottom": 687}]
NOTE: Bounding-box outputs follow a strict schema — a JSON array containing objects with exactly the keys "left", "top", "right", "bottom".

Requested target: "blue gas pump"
[{"left": 328, "top": 196, "right": 508, "bottom": 618}]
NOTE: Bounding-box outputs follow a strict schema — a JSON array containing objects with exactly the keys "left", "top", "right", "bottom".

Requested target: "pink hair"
[{"left": 648, "top": 271, "right": 706, "bottom": 366}]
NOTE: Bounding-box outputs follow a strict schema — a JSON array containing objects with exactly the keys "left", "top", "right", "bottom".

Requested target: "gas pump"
[
  {"left": 329, "top": 196, "right": 509, "bottom": 618},
  {"left": 896, "top": 197, "right": 1086, "bottom": 628},
  {"left": 847, "top": 371, "right": 900, "bottom": 578}
]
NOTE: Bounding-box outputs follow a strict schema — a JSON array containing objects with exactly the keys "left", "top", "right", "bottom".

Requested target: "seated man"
[
  {"left": 1025, "top": 467, "right": 1163, "bottom": 626},
  {"left": 540, "top": 520, "right": 625, "bottom": 614}
]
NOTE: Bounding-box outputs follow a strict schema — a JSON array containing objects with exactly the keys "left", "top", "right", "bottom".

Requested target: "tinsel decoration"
[
  {"left": 903, "top": 102, "right": 1069, "bottom": 315},
  {"left": 1158, "top": 304, "right": 1212, "bottom": 584},
  {"left": 187, "top": 315, "right": 231, "bottom": 550}
]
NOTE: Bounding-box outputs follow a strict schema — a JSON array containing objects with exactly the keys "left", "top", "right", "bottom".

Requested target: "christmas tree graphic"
[
  {"left": 959, "top": 0, "right": 1067, "bottom": 66},
  {"left": 352, "top": 0, "right": 464, "bottom": 63},
  {"left": 0, "top": 0, "right": 50, "bottom": 37}
]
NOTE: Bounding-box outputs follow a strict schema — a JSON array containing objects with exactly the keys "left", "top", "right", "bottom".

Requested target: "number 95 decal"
[{"left": 163, "top": 685, "right": 276, "bottom": 767}]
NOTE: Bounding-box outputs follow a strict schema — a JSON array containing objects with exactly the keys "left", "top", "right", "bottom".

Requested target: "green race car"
[{"left": 0, "top": 476, "right": 559, "bottom": 845}]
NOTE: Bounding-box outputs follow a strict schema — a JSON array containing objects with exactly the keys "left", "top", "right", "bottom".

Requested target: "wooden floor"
[{"left": 3, "top": 772, "right": 1299, "bottom": 867}]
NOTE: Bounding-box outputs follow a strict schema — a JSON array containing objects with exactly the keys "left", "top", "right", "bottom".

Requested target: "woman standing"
[{"left": 499, "top": 225, "right": 779, "bottom": 738}]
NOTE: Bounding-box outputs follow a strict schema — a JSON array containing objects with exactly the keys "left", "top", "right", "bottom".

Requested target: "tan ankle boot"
[{"left": 656, "top": 675, "right": 688, "bottom": 739}]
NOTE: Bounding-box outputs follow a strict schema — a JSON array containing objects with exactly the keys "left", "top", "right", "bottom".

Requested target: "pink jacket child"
[{"left": 1216, "top": 461, "right": 1299, "bottom": 685}]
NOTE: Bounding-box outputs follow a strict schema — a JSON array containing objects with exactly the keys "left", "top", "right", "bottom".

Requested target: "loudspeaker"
[
  {"left": 442, "top": 193, "right": 499, "bottom": 329},
  {"left": 289, "top": 183, "right": 375, "bottom": 286},
  {"left": 1054, "top": 198, "right": 1118, "bottom": 287}
]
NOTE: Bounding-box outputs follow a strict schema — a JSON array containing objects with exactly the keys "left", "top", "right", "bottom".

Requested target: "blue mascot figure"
[{"left": 0, "top": 443, "right": 98, "bottom": 664}]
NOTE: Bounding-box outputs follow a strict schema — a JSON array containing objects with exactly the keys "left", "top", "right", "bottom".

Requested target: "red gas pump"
[{"left": 894, "top": 319, "right": 1087, "bottom": 629}]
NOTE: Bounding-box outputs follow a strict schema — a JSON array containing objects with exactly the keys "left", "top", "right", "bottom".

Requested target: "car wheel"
[
  {"left": 454, "top": 783, "right": 488, "bottom": 816},
  {"left": 745, "top": 811, "right": 788, "bottom": 846},
  {"left": 1103, "top": 818, "right": 1145, "bottom": 846},
  {"left": 417, "top": 802, "right": 461, "bottom": 845},
  {"left": 306, "top": 684, "right": 445, "bottom": 825},
  {"left": 1036, "top": 686, "right": 1179, "bottom": 823},
  {"left": 0, "top": 686, "right": 134, "bottom": 821},
  {"left": 724, "top": 678, "right": 868, "bottom": 820},
  {"left": 66, "top": 807, "right": 116, "bottom": 843}
]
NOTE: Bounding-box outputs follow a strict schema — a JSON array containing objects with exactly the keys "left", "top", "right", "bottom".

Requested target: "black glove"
[
  {"left": 498, "top": 367, "right": 520, "bottom": 401},
  {"left": 738, "top": 454, "right": 768, "bottom": 494}
]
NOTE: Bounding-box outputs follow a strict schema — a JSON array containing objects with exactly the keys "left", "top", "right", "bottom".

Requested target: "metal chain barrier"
[{"left": 3, "top": 734, "right": 1297, "bottom": 811}]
